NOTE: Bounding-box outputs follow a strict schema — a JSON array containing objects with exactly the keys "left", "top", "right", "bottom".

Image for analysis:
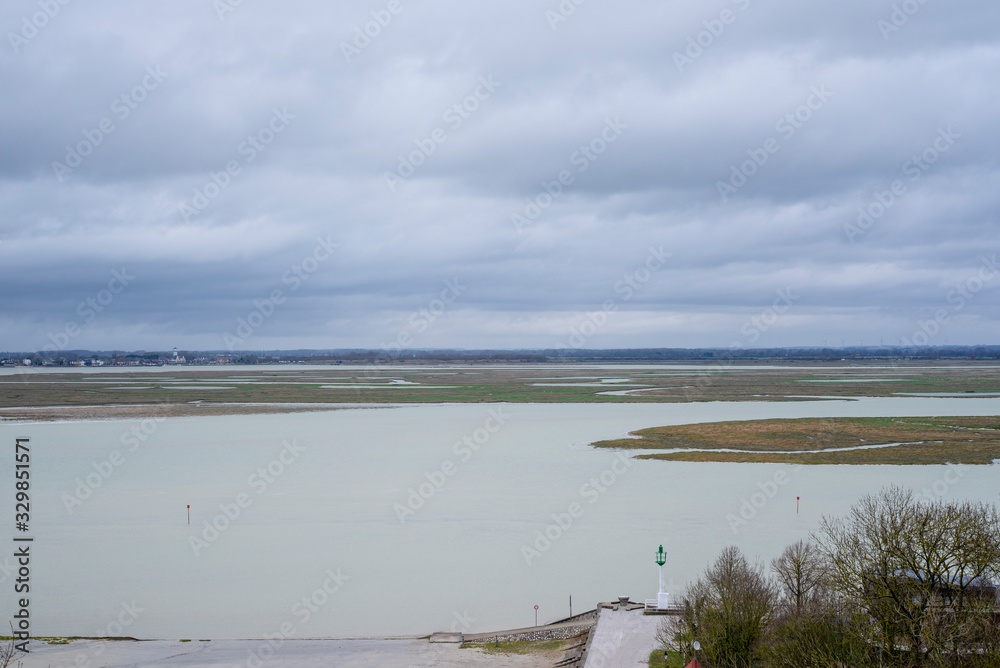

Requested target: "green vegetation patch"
[
  {"left": 4, "top": 364, "right": 1000, "bottom": 416},
  {"left": 649, "top": 649, "right": 687, "bottom": 667}
]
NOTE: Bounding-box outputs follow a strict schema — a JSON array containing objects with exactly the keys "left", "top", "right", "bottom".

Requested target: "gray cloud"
[{"left": 1, "top": 0, "right": 998, "bottom": 352}]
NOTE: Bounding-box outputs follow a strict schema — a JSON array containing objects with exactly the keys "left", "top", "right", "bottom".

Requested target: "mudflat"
[
  {"left": 3, "top": 362, "right": 1000, "bottom": 421},
  {"left": 594, "top": 416, "right": 1000, "bottom": 464}
]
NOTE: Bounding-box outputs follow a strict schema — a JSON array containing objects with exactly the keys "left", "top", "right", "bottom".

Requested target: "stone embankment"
[{"left": 430, "top": 597, "right": 657, "bottom": 667}]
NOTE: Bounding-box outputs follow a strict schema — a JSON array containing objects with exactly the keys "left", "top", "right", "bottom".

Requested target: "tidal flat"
[
  {"left": 593, "top": 416, "right": 1000, "bottom": 464},
  {"left": 3, "top": 361, "right": 1000, "bottom": 420}
]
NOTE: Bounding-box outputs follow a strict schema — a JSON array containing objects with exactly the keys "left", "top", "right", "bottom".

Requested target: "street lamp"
[{"left": 655, "top": 544, "right": 669, "bottom": 609}]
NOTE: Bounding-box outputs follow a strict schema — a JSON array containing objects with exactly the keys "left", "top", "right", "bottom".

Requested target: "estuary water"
[{"left": 1, "top": 397, "right": 998, "bottom": 639}]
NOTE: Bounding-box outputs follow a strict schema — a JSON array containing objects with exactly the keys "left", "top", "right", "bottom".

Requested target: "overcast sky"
[{"left": 2, "top": 0, "right": 998, "bottom": 353}]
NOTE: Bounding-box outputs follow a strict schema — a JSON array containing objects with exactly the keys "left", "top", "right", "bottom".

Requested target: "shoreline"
[
  {"left": 0, "top": 402, "right": 393, "bottom": 422},
  {"left": 11, "top": 637, "right": 563, "bottom": 668}
]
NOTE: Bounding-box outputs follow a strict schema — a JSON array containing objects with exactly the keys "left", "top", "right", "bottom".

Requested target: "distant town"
[{"left": 3, "top": 345, "right": 1000, "bottom": 367}]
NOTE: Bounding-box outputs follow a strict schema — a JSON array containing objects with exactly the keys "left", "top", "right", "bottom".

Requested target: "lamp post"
[{"left": 655, "top": 544, "right": 669, "bottom": 609}]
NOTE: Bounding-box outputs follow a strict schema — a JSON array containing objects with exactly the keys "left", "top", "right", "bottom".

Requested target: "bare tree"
[
  {"left": 771, "top": 540, "right": 828, "bottom": 614},
  {"left": 764, "top": 604, "right": 872, "bottom": 668},
  {"left": 663, "top": 546, "right": 777, "bottom": 668},
  {"left": 0, "top": 623, "right": 24, "bottom": 668},
  {"left": 815, "top": 486, "right": 1000, "bottom": 667}
]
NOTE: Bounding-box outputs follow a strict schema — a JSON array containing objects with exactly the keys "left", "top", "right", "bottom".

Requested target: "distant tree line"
[
  {"left": 659, "top": 487, "right": 1000, "bottom": 667},
  {"left": 10, "top": 346, "right": 1000, "bottom": 366}
]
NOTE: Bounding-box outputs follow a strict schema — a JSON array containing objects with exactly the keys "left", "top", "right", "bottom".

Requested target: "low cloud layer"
[{"left": 2, "top": 0, "right": 998, "bottom": 352}]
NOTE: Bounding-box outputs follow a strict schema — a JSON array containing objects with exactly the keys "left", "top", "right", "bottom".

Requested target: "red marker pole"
[
  {"left": 187, "top": 505, "right": 190, "bottom": 525},
  {"left": 796, "top": 497, "right": 800, "bottom": 514}
]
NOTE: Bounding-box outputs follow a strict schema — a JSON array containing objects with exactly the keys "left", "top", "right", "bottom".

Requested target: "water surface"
[{"left": 1, "top": 397, "right": 998, "bottom": 639}]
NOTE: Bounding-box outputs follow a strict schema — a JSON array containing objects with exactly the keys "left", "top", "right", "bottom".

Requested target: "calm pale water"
[{"left": 1, "top": 397, "right": 999, "bottom": 639}]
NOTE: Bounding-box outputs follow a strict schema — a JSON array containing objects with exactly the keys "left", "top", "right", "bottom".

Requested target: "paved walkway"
[{"left": 583, "top": 607, "right": 661, "bottom": 668}]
